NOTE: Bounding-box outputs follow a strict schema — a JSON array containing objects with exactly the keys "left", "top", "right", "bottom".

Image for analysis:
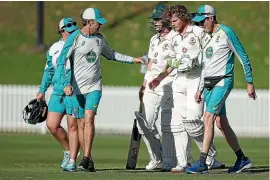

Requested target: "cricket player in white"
[
  {"left": 149, "top": 5, "right": 224, "bottom": 172},
  {"left": 186, "top": 5, "right": 255, "bottom": 174},
  {"left": 36, "top": 17, "right": 83, "bottom": 171},
  {"left": 54, "top": 8, "right": 143, "bottom": 172},
  {"left": 136, "top": 4, "right": 179, "bottom": 171}
]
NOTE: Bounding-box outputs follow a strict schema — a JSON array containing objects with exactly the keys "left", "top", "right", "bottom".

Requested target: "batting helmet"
[
  {"left": 149, "top": 4, "right": 171, "bottom": 33},
  {"left": 22, "top": 99, "right": 48, "bottom": 125}
]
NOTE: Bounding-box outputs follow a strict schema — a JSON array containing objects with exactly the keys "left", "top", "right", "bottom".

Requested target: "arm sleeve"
[
  {"left": 39, "top": 50, "right": 54, "bottom": 94},
  {"left": 226, "top": 27, "right": 253, "bottom": 83},
  {"left": 101, "top": 38, "right": 134, "bottom": 64},
  {"left": 56, "top": 31, "right": 79, "bottom": 87}
]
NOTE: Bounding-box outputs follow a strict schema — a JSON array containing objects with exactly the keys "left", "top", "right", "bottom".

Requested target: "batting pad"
[
  {"left": 162, "top": 132, "right": 176, "bottom": 169},
  {"left": 136, "top": 111, "right": 162, "bottom": 162},
  {"left": 141, "top": 134, "right": 162, "bottom": 162},
  {"left": 182, "top": 119, "right": 204, "bottom": 137}
]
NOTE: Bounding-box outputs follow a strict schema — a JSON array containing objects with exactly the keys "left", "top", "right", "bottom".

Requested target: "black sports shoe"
[
  {"left": 87, "top": 158, "right": 96, "bottom": 172},
  {"left": 78, "top": 156, "right": 89, "bottom": 171}
]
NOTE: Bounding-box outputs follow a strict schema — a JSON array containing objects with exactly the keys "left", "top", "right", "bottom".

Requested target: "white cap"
[
  {"left": 58, "top": 17, "right": 77, "bottom": 32},
  {"left": 81, "top": 8, "right": 108, "bottom": 24},
  {"left": 192, "top": 5, "right": 216, "bottom": 22}
]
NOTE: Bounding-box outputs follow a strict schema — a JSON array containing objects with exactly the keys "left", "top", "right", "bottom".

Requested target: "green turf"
[
  {"left": 0, "top": 2, "right": 268, "bottom": 89},
  {"left": 0, "top": 134, "right": 268, "bottom": 180}
]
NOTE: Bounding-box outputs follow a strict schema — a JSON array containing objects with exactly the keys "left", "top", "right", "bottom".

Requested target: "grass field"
[
  {"left": 0, "top": 1, "right": 268, "bottom": 88},
  {"left": 0, "top": 134, "right": 268, "bottom": 180}
]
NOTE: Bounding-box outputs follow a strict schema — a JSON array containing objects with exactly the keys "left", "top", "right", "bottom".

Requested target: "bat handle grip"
[{"left": 139, "top": 101, "right": 143, "bottom": 113}]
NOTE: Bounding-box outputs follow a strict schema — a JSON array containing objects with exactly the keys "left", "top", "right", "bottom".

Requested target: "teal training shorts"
[
  {"left": 76, "top": 90, "right": 102, "bottom": 116},
  {"left": 48, "top": 94, "right": 84, "bottom": 118},
  {"left": 204, "top": 77, "right": 233, "bottom": 115}
]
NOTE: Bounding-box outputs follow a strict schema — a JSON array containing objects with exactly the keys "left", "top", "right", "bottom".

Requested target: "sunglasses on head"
[
  {"left": 196, "top": 12, "right": 213, "bottom": 16},
  {"left": 152, "top": 18, "right": 161, "bottom": 21},
  {"left": 62, "top": 21, "right": 77, "bottom": 29},
  {"left": 197, "top": 17, "right": 209, "bottom": 25}
]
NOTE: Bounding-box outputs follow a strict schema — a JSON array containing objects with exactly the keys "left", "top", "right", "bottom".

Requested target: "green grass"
[
  {"left": 0, "top": 134, "right": 268, "bottom": 180},
  {"left": 0, "top": 2, "right": 268, "bottom": 88}
]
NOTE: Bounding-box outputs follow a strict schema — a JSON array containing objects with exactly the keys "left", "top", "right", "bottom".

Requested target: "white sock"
[{"left": 69, "top": 159, "right": 75, "bottom": 164}]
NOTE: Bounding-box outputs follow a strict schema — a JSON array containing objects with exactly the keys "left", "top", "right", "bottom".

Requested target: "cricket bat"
[{"left": 125, "top": 102, "right": 142, "bottom": 169}]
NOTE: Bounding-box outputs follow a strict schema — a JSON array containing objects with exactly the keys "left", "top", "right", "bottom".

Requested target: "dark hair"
[
  {"left": 213, "top": 16, "right": 218, "bottom": 24},
  {"left": 58, "top": 27, "right": 64, "bottom": 35}
]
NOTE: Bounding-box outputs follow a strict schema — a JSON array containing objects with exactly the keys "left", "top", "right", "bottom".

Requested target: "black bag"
[{"left": 204, "top": 75, "right": 232, "bottom": 90}]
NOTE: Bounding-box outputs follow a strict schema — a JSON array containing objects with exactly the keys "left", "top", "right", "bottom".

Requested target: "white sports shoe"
[
  {"left": 171, "top": 165, "right": 186, "bottom": 173},
  {"left": 145, "top": 160, "right": 162, "bottom": 171},
  {"left": 208, "top": 159, "right": 225, "bottom": 169}
]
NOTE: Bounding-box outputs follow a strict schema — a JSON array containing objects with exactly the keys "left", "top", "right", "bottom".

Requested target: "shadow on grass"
[
  {"left": 96, "top": 168, "right": 168, "bottom": 173},
  {"left": 96, "top": 166, "right": 269, "bottom": 174},
  {"left": 243, "top": 165, "right": 269, "bottom": 173},
  {"left": 216, "top": 165, "right": 269, "bottom": 174}
]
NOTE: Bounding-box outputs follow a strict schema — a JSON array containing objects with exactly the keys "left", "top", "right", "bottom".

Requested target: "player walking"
[
  {"left": 54, "top": 8, "right": 143, "bottom": 172},
  {"left": 186, "top": 5, "right": 255, "bottom": 174},
  {"left": 36, "top": 17, "right": 84, "bottom": 171},
  {"left": 149, "top": 5, "right": 224, "bottom": 172},
  {"left": 136, "top": 4, "right": 178, "bottom": 171}
]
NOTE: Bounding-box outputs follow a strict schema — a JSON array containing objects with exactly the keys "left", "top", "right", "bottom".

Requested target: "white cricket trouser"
[
  {"left": 137, "top": 75, "right": 175, "bottom": 167},
  {"left": 172, "top": 68, "right": 217, "bottom": 168}
]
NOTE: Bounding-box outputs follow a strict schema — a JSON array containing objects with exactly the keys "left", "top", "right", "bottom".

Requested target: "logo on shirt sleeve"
[
  {"left": 215, "top": 35, "right": 220, "bottom": 43},
  {"left": 96, "top": 39, "right": 100, "bottom": 46}
]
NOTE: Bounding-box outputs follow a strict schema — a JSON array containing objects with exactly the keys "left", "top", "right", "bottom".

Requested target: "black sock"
[
  {"left": 83, "top": 156, "right": 90, "bottom": 160},
  {"left": 199, "top": 152, "right": 207, "bottom": 164},
  {"left": 235, "top": 149, "right": 246, "bottom": 160}
]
